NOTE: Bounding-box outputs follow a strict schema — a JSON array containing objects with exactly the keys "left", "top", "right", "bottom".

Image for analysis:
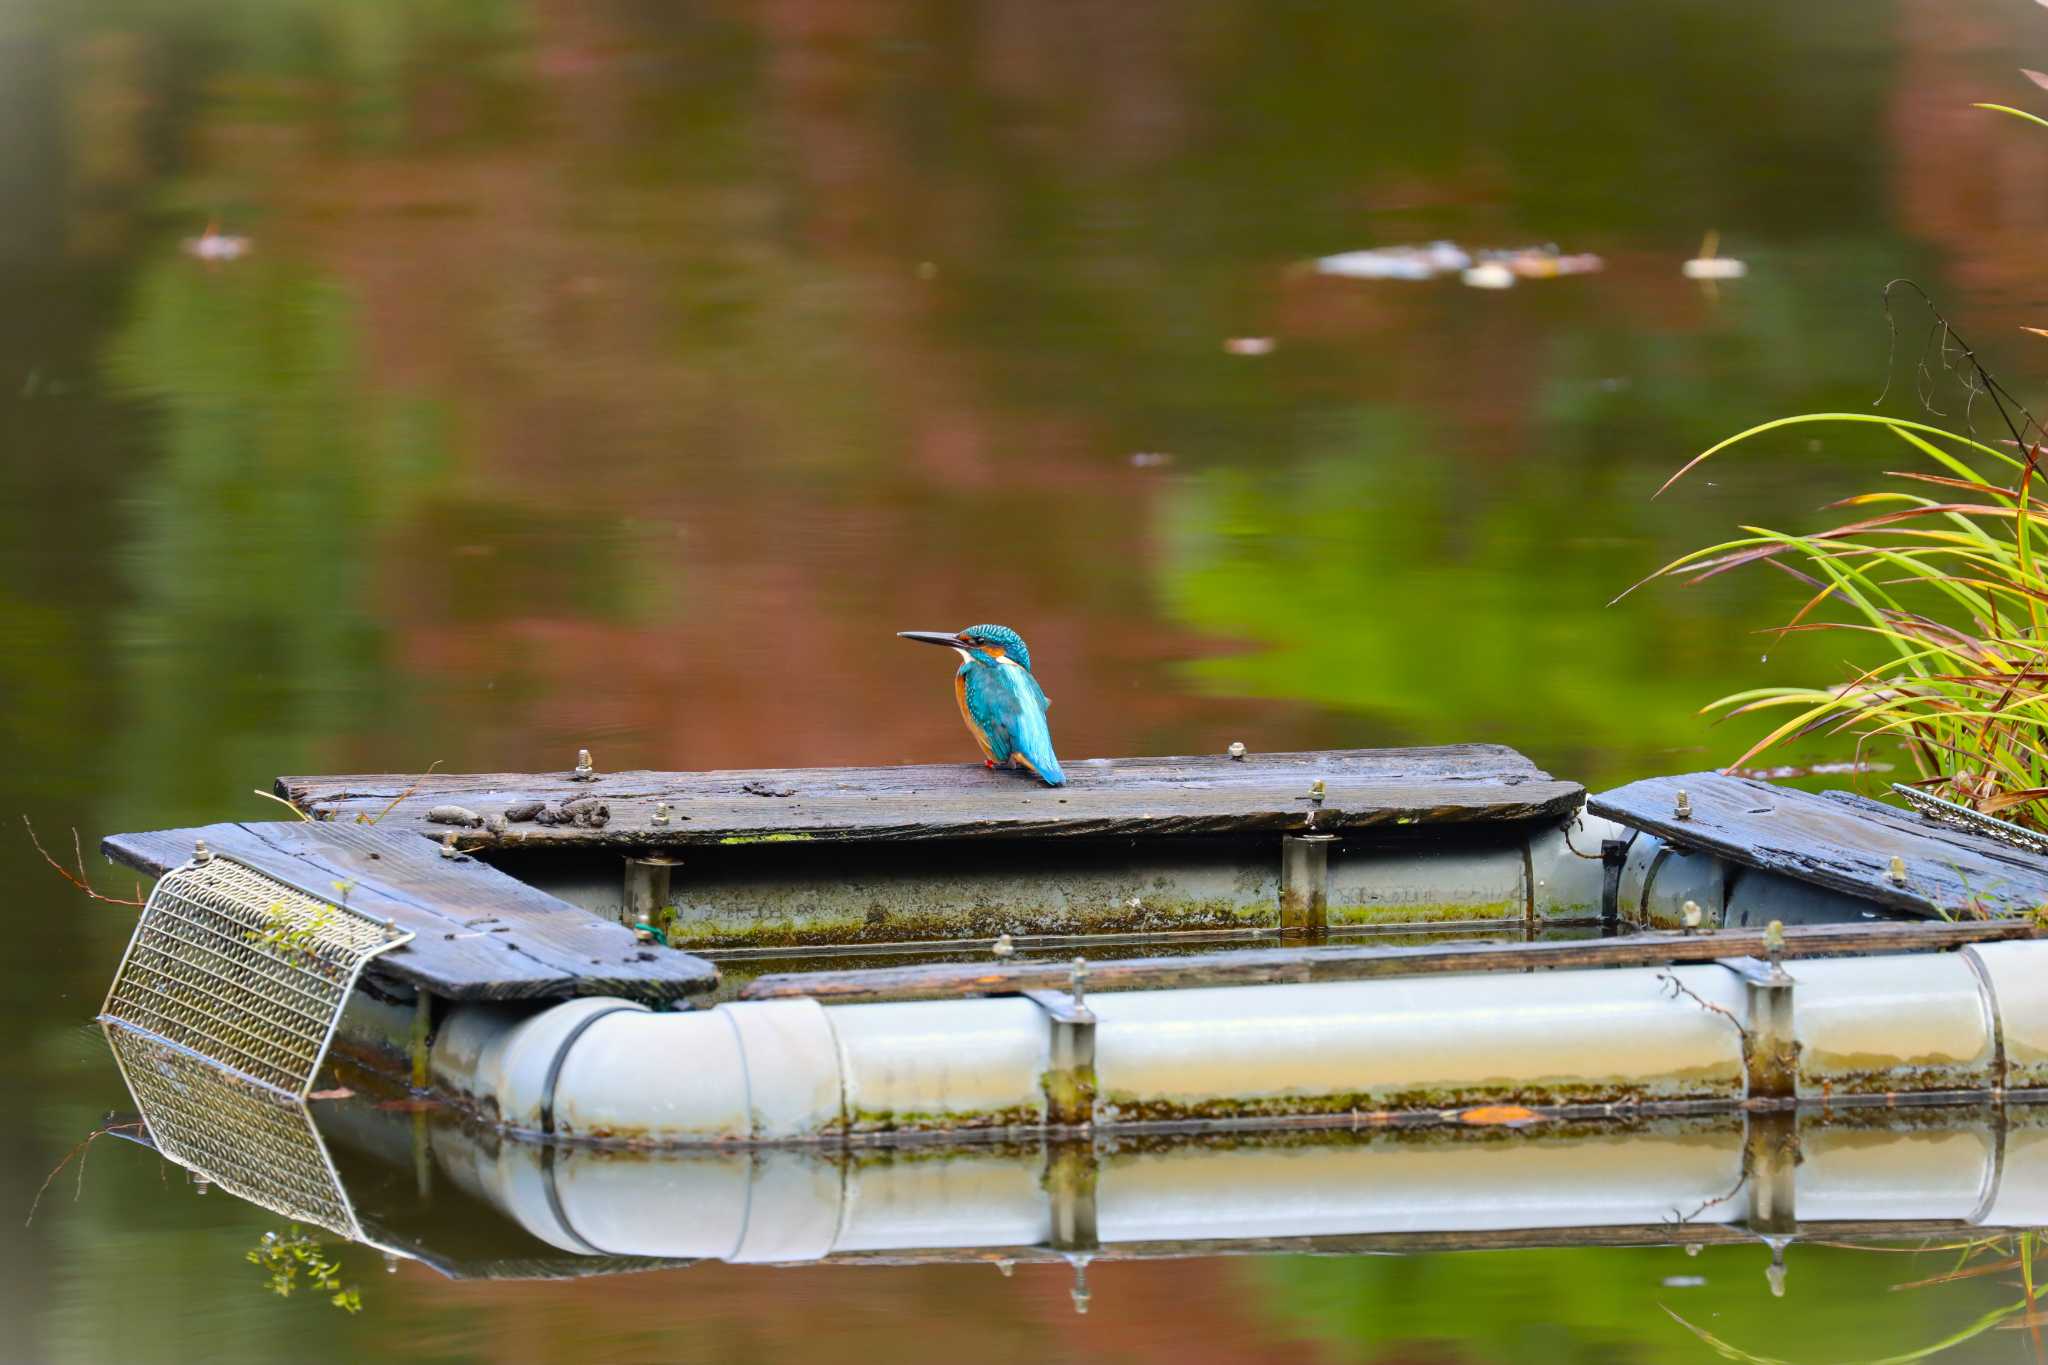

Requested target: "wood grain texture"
[
  {"left": 102, "top": 822, "right": 718, "bottom": 1002},
  {"left": 736, "top": 918, "right": 2036, "bottom": 1003},
  {"left": 1588, "top": 773, "right": 2048, "bottom": 918},
  {"left": 277, "top": 745, "right": 1584, "bottom": 850}
]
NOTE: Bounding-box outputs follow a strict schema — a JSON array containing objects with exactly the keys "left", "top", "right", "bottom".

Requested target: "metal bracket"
[
  {"left": 1719, "top": 955, "right": 1798, "bottom": 1104},
  {"left": 1742, "top": 1110, "right": 1800, "bottom": 1235},
  {"left": 1281, "top": 833, "right": 1336, "bottom": 934},
  {"left": 1042, "top": 1142, "right": 1099, "bottom": 1253},
  {"left": 1024, "top": 971, "right": 1097, "bottom": 1128},
  {"left": 623, "top": 856, "right": 680, "bottom": 930},
  {"left": 1599, "top": 838, "right": 1630, "bottom": 934}
]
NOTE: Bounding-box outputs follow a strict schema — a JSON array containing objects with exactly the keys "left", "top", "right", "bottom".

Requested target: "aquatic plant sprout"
[{"left": 1642, "top": 412, "right": 2048, "bottom": 829}]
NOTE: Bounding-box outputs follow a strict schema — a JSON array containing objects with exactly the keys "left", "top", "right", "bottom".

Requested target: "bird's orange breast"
[{"left": 955, "top": 670, "right": 997, "bottom": 762}]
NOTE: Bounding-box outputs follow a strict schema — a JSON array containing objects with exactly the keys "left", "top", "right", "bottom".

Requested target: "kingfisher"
[{"left": 898, "top": 624, "right": 1067, "bottom": 786}]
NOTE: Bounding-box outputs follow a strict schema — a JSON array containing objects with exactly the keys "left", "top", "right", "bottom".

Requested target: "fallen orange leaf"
[{"left": 1457, "top": 1105, "right": 1541, "bottom": 1126}]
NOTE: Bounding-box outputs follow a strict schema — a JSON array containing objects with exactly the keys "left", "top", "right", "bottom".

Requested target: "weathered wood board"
[
  {"left": 1588, "top": 773, "right": 2048, "bottom": 919},
  {"left": 278, "top": 745, "right": 1583, "bottom": 851},
  {"left": 738, "top": 917, "right": 2034, "bottom": 1003},
  {"left": 102, "top": 822, "right": 718, "bottom": 1002}
]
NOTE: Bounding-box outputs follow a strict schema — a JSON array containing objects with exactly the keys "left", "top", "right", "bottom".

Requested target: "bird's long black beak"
[{"left": 897, "top": 630, "right": 965, "bottom": 649}]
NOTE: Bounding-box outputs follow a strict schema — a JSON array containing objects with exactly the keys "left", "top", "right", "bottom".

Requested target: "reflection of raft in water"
[
  {"left": 99, "top": 1031, "right": 2048, "bottom": 1300},
  {"left": 93, "top": 747, "right": 2048, "bottom": 1148}
]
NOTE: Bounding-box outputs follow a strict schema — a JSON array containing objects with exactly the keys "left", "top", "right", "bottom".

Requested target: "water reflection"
[{"left": 94, "top": 1026, "right": 2048, "bottom": 1358}]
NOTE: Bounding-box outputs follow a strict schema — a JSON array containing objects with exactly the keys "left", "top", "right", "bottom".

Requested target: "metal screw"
[
  {"left": 192, "top": 1174, "right": 210, "bottom": 1195},
  {"left": 1681, "top": 899, "right": 1702, "bottom": 932},
  {"left": 573, "top": 748, "right": 595, "bottom": 781},
  {"left": 1070, "top": 956, "right": 1088, "bottom": 1008},
  {"left": 652, "top": 801, "right": 671, "bottom": 826},
  {"left": 1308, "top": 779, "right": 1326, "bottom": 806},
  {"left": 1070, "top": 1259, "right": 1091, "bottom": 1315},
  {"left": 439, "top": 833, "right": 460, "bottom": 859},
  {"left": 1887, "top": 854, "right": 1907, "bottom": 887},
  {"left": 1763, "top": 919, "right": 1785, "bottom": 971},
  {"left": 1674, "top": 790, "right": 1693, "bottom": 821},
  {"left": 992, "top": 933, "right": 1015, "bottom": 958},
  {"left": 192, "top": 839, "right": 213, "bottom": 864},
  {"left": 1227, "top": 741, "right": 1246, "bottom": 761}
]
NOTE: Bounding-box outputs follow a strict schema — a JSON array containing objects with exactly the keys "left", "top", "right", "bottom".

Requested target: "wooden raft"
[
  {"left": 1589, "top": 773, "right": 2048, "bottom": 919},
  {"left": 277, "top": 744, "right": 1583, "bottom": 850},
  {"left": 101, "top": 822, "right": 718, "bottom": 1002}
]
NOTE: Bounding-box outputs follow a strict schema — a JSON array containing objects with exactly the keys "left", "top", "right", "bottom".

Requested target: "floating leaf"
[{"left": 1456, "top": 1105, "right": 1541, "bottom": 1126}]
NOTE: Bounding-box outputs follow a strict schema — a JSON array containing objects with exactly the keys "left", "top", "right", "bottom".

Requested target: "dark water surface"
[{"left": 6, "top": 0, "right": 2048, "bottom": 1359}]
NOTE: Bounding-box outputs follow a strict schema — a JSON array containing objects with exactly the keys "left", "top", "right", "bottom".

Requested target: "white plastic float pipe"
[
  {"left": 420, "top": 1108, "right": 2048, "bottom": 1262},
  {"left": 431, "top": 940, "right": 2048, "bottom": 1147}
]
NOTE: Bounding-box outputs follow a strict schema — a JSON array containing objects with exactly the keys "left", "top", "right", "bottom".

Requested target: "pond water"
[{"left": 7, "top": 0, "right": 2048, "bottom": 1359}]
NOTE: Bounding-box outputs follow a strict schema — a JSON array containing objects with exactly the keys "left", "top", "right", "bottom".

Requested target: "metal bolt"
[
  {"left": 1763, "top": 919, "right": 1785, "bottom": 971},
  {"left": 573, "top": 748, "right": 595, "bottom": 781},
  {"left": 652, "top": 801, "right": 671, "bottom": 826},
  {"left": 192, "top": 839, "right": 213, "bottom": 864},
  {"left": 1674, "top": 790, "right": 1693, "bottom": 821},
  {"left": 1070, "top": 957, "right": 1088, "bottom": 1008},
  {"left": 1888, "top": 854, "right": 1908, "bottom": 887},
  {"left": 1681, "top": 899, "right": 1702, "bottom": 932},
  {"left": 1227, "top": 741, "right": 1246, "bottom": 761},
  {"left": 992, "top": 933, "right": 1015, "bottom": 958},
  {"left": 1766, "top": 1240, "right": 1788, "bottom": 1298},
  {"left": 439, "top": 833, "right": 460, "bottom": 859},
  {"left": 192, "top": 1174, "right": 210, "bottom": 1195},
  {"left": 1309, "top": 779, "right": 1326, "bottom": 806},
  {"left": 1070, "top": 1259, "right": 1091, "bottom": 1315}
]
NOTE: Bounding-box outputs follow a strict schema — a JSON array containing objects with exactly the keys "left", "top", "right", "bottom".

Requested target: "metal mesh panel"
[
  {"left": 103, "top": 1024, "right": 360, "bottom": 1240},
  {"left": 1894, "top": 783, "right": 2048, "bottom": 856},
  {"left": 100, "top": 854, "right": 413, "bottom": 1097}
]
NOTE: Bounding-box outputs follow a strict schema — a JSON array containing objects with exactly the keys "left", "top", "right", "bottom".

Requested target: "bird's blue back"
[{"left": 959, "top": 653, "right": 1066, "bottom": 786}]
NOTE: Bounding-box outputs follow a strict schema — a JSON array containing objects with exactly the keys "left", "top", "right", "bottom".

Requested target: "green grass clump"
[{"left": 1645, "top": 413, "right": 2048, "bottom": 829}]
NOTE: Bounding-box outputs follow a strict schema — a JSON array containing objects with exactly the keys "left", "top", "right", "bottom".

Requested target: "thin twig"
[
  {"left": 25, "top": 1122, "right": 142, "bottom": 1226},
  {"left": 249, "top": 788, "right": 311, "bottom": 822},
  {"left": 1657, "top": 971, "right": 1748, "bottom": 1039},
  {"left": 23, "top": 817, "right": 144, "bottom": 907},
  {"left": 360, "top": 761, "right": 442, "bottom": 826}
]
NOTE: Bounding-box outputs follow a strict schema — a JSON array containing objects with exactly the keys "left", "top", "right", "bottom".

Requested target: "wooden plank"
[
  {"left": 736, "top": 918, "right": 2036, "bottom": 1004},
  {"left": 1587, "top": 773, "right": 2048, "bottom": 919},
  {"left": 276, "top": 745, "right": 1583, "bottom": 851},
  {"left": 102, "top": 822, "right": 718, "bottom": 1003}
]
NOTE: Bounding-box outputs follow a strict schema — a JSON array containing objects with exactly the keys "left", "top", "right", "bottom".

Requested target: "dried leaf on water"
[{"left": 1455, "top": 1105, "right": 1541, "bottom": 1126}]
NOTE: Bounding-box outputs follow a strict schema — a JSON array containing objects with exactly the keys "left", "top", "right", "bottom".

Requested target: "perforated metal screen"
[
  {"left": 100, "top": 853, "right": 412, "bottom": 1097},
  {"left": 104, "top": 1024, "right": 362, "bottom": 1239}
]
